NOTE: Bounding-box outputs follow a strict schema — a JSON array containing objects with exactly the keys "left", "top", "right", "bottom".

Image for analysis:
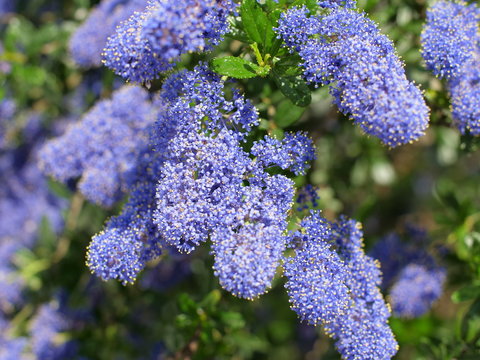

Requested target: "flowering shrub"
[{"left": 0, "top": 0, "right": 480, "bottom": 359}]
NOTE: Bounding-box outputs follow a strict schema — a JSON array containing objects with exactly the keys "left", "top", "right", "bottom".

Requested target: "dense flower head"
[
  {"left": 154, "top": 65, "right": 265, "bottom": 254},
  {"left": 212, "top": 223, "right": 286, "bottom": 299},
  {"left": 283, "top": 212, "right": 397, "bottom": 359},
  {"left": 370, "top": 227, "right": 446, "bottom": 318},
  {"left": 449, "top": 54, "right": 480, "bottom": 135},
  {"left": 329, "top": 217, "right": 398, "bottom": 359},
  {"left": 156, "top": 130, "right": 253, "bottom": 253},
  {"left": 87, "top": 152, "right": 164, "bottom": 284},
  {"left": 154, "top": 65, "right": 259, "bottom": 138},
  {"left": 39, "top": 86, "right": 156, "bottom": 207},
  {"left": 318, "top": 0, "right": 356, "bottom": 9},
  {"left": 389, "top": 264, "right": 446, "bottom": 318},
  {"left": 251, "top": 132, "right": 316, "bottom": 175},
  {"left": 148, "top": 65, "right": 296, "bottom": 298},
  {"left": 30, "top": 302, "right": 78, "bottom": 360},
  {"left": 421, "top": 0, "right": 479, "bottom": 80},
  {"left": 0, "top": 112, "right": 66, "bottom": 310},
  {"left": 277, "top": 7, "right": 429, "bottom": 147},
  {"left": 102, "top": 7, "right": 173, "bottom": 83},
  {"left": 283, "top": 212, "right": 352, "bottom": 326},
  {"left": 69, "top": 0, "right": 148, "bottom": 67},
  {"left": 103, "top": 0, "right": 236, "bottom": 82},
  {"left": 86, "top": 65, "right": 286, "bottom": 290}
]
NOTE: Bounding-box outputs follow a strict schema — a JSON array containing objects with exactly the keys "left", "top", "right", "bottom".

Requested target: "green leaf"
[
  {"left": 210, "top": 57, "right": 260, "bottom": 79},
  {"left": 461, "top": 299, "right": 480, "bottom": 343},
  {"left": 220, "top": 312, "right": 246, "bottom": 330},
  {"left": 274, "top": 55, "right": 304, "bottom": 76},
  {"left": 240, "top": 0, "right": 280, "bottom": 55},
  {"left": 274, "top": 98, "right": 306, "bottom": 127},
  {"left": 271, "top": 69, "right": 311, "bottom": 107},
  {"left": 240, "top": 0, "right": 269, "bottom": 45},
  {"left": 200, "top": 290, "right": 221, "bottom": 311},
  {"left": 452, "top": 285, "right": 480, "bottom": 303},
  {"left": 291, "top": 0, "right": 318, "bottom": 11}
]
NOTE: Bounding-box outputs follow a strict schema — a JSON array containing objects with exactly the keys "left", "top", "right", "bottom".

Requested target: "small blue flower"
[
  {"left": 40, "top": 86, "right": 156, "bottom": 207},
  {"left": 251, "top": 132, "right": 316, "bottom": 175},
  {"left": 390, "top": 264, "right": 446, "bottom": 318},
  {"left": 70, "top": 0, "right": 148, "bottom": 67},
  {"left": 421, "top": 0, "right": 479, "bottom": 80},
  {"left": 103, "top": 0, "right": 236, "bottom": 82},
  {"left": 212, "top": 223, "right": 286, "bottom": 300},
  {"left": 277, "top": 7, "right": 429, "bottom": 147}
]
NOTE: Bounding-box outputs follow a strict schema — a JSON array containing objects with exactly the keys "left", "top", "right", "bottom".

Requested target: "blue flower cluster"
[
  {"left": 1, "top": 293, "right": 87, "bottom": 359},
  {"left": 69, "top": 0, "right": 148, "bottom": 67},
  {"left": 0, "top": 0, "right": 15, "bottom": 16},
  {"left": 30, "top": 301, "right": 78, "bottom": 359},
  {"left": 84, "top": 65, "right": 315, "bottom": 295},
  {"left": 370, "top": 227, "right": 446, "bottom": 318},
  {"left": 1, "top": 115, "right": 66, "bottom": 311},
  {"left": 0, "top": 97, "right": 16, "bottom": 149},
  {"left": 103, "top": 0, "right": 236, "bottom": 82},
  {"left": 0, "top": 109, "right": 69, "bottom": 358},
  {"left": 276, "top": 5, "right": 429, "bottom": 147},
  {"left": 284, "top": 212, "right": 398, "bottom": 359},
  {"left": 251, "top": 132, "right": 316, "bottom": 175},
  {"left": 421, "top": 0, "right": 480, "bottom": 135},
  {"left": 39, "top": 86, "right": 157, "bottom": 207},
  {"left": 318, "top": 0, "right": 356, "bottom": 8},
  {"left": 389, "top": 264, "right": 446, "bottom": 319}
]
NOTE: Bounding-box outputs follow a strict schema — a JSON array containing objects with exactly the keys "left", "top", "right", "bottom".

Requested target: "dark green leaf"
[
  {"left": 452, "top": 285, "right": 480, "bottom": 303},
  {"left": 274, "top": 55, "right": 304, "bottom": 76},
  {"left": 272, "top": 69, "right": 311, "bottom": 107},
  {"left": 291, "top": 0, "right": 318, "bottom": 11},
  {"left": 210, "top": 57, "right": 260, "bottom": 79},
  {"left": 274, "top": 98, "right": 306, "bottom": 127},
  {"left": 240, "top": 0, "right": 268, "bottom": 45},
  {"left": 240, "top": 0, "right": 280, "bottom": 54},
  {"left": 461, "top": 299, "right": 480, "bottom": 343}
]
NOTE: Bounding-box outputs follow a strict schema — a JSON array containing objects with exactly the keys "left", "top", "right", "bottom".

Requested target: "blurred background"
[{"left": 0, "top": 0, "right": 479, "bottom": 359}]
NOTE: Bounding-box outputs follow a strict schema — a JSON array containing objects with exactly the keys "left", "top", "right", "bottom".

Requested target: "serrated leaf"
[
  {"left": 272, "top": 69, "right": 311, "bottom": 107},
  {"left": 240, "top": 0, "right": 280, "bottom": 55},
  {"left": 461, "top": 299, "right": 480, "bottom": 343},
  {"left": 274, "top": 98, "right": 306, "bottom": 127},
  {"left": 274, "top": 55, "right": 304, "bottom": 76},
  {"left": 240, "top": 0, "right": 267, "bottom": 45},
  {"left": 452, "top": 285, "right": 480, "bottom": 303},
  {"left": 210, "top": 57, "right": 260, "bottom": 79}
]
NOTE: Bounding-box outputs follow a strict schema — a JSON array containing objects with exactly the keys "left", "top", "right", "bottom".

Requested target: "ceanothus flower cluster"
[
  {"left": 370, "top": 227, "right": 446, "bottom": 318},
  {"left": 389, "top": 264, "right": 446, "bottom": 319},
  {"left": 85, "top": 65, "right": 315, "bottom": 296},
  {"left": 103, "top": 0, "right": 236, "bottom": 82},
  {"left": 39, "top": 86, "right": 157, "bottom": 207},
  {"left": 30, "top": 301, "right": 78, "bottom": 359},
  {"left": 69, "top": 0, "right": 148, "bottom": 67},
  {"left": 318, "top": 0, "right": 356, "bottom": 8},
  {"left": 421, "top": 0, "right": 480, "bottom": 135},
  {"left": 1, "top": 115, "right": 66, "bottom": 310},
  {"left": 284, "top": 212, "right": 398, "bottom": 360},
  {"left": 276, "top": 5, "right": 430, "bottom": 147}
]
